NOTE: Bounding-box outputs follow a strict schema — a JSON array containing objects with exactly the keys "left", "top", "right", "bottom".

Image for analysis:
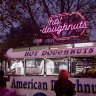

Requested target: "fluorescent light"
[{"left": 74, "top": 42, "right": 93, "bottom": 47}]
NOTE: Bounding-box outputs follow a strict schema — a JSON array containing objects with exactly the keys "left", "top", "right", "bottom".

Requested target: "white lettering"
[{"left": 41, "top": 21, "right": 86, "bottom": 34}]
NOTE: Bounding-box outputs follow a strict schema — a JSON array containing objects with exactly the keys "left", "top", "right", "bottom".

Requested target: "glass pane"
[
  {"left": 70, "top": 57, "right": 96, "bottom": 78},
  {"left": 6, "top": 59, "right": 24, "bottom": 75},
  {"left": 45, "top": 58, "right": 68, "bottom": 75},
  {"left": 25, "top": 58, "right": 44, "bottom": 75}
]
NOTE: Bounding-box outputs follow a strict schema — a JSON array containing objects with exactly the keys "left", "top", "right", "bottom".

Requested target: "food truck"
[{"left": 4, "top": 44, "right": 96, "bottom": 96}]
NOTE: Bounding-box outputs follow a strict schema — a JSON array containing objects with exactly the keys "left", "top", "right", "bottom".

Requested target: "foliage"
[{"left": 0, "top": 0, "right": 96, "bottom": 50}]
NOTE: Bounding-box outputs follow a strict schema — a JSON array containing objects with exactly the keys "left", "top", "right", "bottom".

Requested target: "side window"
[
  {"left": 25, "top": 58, "right": 69, "bottom": 76},
  {"left": 6, "top": 59, "right": 24, "bottom": 75},
  {"left": 70, "top": 57, "right": 96, "bottom": 78},
  {"left": 46, "top": 58, "right": 68, "bottom": 75},
  {"left": 25, "top": 59, "right": 44, "bottom": 75}
]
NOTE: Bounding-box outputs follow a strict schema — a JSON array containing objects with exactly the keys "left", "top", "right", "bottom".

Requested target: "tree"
[
  {"left": 0, "top": 0, "right": 96, "bottom": 50},
  {"left": 42, "top": 0, "right": 96, "bottom": 42}
]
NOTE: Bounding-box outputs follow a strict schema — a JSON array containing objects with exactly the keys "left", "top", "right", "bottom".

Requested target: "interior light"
[{"left": 74, "top": 42, "right": 93, "bottom": 47}]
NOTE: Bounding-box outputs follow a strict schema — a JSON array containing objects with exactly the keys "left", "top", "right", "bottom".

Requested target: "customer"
[
  {"left": 0, "top": 70, "right": 10, "bottom": 88},
  {"left": 54, "top": 70, "right": 76, "bottom": 96},
  {"left": 0, "top": 70, "right": 17, "bottom": 96}
]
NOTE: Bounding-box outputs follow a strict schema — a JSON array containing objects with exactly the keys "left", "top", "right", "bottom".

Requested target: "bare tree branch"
[{"left": 42, "top": 0, "right": 51, "bottom": 17}]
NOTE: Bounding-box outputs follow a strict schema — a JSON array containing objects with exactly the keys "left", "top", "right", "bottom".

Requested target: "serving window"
[
  {"left": 25, "top": 58, "right": 43, "bottom": 75},
  {"left": 70, "top": 57, "right": 96, "bottom": 78},
  {"left": 25, "top": 57, "right": 68, "bottom": 75},
  {"left": 5, "top": 57, "right": 96, "bottom": 77},
  {"left": 5, "top": 59, "right": 24, "bottom": 75}
]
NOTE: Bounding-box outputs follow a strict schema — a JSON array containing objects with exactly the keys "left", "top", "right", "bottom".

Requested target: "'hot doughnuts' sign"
[{"left": 40, "top": 12, "right": 87, "bottom": 41}]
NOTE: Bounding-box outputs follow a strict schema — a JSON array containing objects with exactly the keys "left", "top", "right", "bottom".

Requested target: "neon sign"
[{"left": 40, "top": 12, "right": 87, "bottom": 41}]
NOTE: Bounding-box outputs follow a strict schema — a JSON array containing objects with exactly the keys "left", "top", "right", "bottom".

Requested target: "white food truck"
[{"left": 4, "top": 46, "right": 96, "bottom": 96}]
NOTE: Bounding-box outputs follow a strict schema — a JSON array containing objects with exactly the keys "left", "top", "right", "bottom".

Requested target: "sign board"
[
  {"left": 6, "top": 47, "right": 96, "bottom": 59},
  {"left": 40, "top": 12, "right": 87, "bottom": 41},
  {"left": 7, "top": 76, "right": 96, "bottom": 96}
]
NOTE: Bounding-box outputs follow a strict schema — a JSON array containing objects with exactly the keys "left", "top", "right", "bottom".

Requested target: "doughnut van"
[{"left": 4, "top": 43, "right": 96, "bottom": 96}]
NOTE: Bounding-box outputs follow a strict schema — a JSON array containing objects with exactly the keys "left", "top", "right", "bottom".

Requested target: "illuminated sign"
[
  {"left": 40, "top": 12, "right": 87, "bottom": 40},
  {"left": 6, "top": 47, "right": 95, "bottom": 59}
]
